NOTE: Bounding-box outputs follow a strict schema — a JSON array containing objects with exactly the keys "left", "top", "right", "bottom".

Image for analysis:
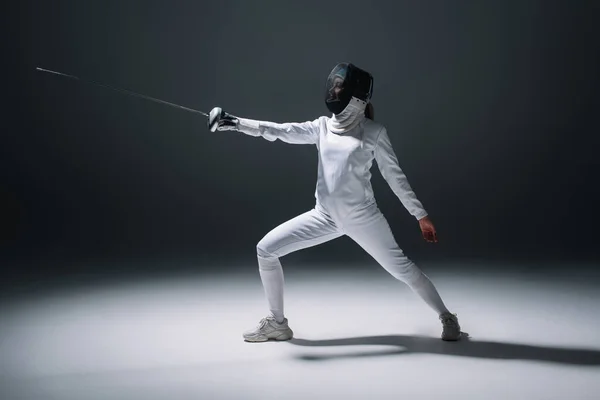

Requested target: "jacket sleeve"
[
  {"left": 374, "top": 127, "right": 428, "bottom": 220},
  {"left": 236, "top": 117, "right": 320, "bottom": 145}
]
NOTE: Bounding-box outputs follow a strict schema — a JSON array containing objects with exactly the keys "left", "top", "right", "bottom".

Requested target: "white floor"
[{"left": 1, "top": 263, "right": 599, "bottom": 400}]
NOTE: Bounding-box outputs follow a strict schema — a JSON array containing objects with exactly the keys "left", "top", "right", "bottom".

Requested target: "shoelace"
[
  {"left": 258, "top": 317, "right": 276, "bottom": 329},
  {"left": 440, "top": 314, "right": 458, "bottom": 327}
]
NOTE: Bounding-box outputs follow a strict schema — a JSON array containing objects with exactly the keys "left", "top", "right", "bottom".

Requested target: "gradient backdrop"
[{"left": 4, "top": 0, "right": 600, "bottom": 288}]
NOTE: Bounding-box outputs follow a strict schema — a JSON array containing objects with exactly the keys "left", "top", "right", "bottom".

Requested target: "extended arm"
[
  {"left": 237, "top": 118, "right": 319, "bottom": 145},
  {"left": 208, "top": 106, "right": 319, "bottom": 145},
  {"left": 374, "top": 127, "right": 428, "bottom": 220}
]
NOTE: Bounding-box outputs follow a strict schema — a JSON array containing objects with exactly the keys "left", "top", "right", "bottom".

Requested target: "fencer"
[{"left": 210, "top": 62, "right": 462, "bottom": 342}]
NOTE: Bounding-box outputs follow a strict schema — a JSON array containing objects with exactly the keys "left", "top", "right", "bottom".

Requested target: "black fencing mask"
[{"left": 325, "top": 62, "right": 373, "bottom": 115}]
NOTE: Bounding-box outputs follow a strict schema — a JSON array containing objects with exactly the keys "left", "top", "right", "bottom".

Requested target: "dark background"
[{"left": 3, "top": 0, "right": 599, "bottom": 285}]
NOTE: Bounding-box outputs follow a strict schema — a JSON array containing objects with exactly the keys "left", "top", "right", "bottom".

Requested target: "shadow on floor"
[{"left": 288, "top": 333, "right": 600, "bottom": 365}]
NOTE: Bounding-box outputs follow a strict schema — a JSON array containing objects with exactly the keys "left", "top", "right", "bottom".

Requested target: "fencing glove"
[{"left": 208, "top": 107, "right": 239, "bottom": 132}]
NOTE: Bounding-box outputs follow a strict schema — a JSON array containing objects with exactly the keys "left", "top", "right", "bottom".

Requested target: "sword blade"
[{"left": 36, "top": 67, "right": 208, "bottom": 117}]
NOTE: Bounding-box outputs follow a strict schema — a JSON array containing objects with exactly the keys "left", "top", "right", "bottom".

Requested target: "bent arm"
[
  {"left": 237, "top": 117, "right": 320, "bottom": 145},
  {"left": 374, "top": 127, "right": 428, "bottom": 220}
]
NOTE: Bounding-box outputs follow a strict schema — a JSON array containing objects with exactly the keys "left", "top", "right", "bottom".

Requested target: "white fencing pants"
[{"left": 256, "top": 203, "right": 450, "bottom": 322}]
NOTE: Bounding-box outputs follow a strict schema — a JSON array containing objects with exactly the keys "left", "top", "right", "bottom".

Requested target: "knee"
[
  {"left": 256, "top": 239, "right": 277, "bottom": 260},
  {"left": 256, "top": 240, "right": 282, "bottom": 272},
  {"left": 389, "top": 258, "right": 423, "bottom": 285}
]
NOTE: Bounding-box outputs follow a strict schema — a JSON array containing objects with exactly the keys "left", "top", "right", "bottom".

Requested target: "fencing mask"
[{"left": 325, "top": 62, "right": 373, "bottom": 115}]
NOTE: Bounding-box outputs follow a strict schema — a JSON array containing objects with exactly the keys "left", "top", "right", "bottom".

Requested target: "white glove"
[{"left": 208, "top": 107, "right": 239, "bottom": 132}]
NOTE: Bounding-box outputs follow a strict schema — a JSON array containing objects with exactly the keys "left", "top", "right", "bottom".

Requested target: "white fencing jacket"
[{"left": 236, "top": 114, "right": 428, "bottom": 222}]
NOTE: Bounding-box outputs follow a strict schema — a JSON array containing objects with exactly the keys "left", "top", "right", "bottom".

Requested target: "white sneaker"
[
  {"left": 243, "top": 316, "right": 294, "bottom": 342},
  {"left": 439, "top": 312, "right": 462, "bottom": 341}
]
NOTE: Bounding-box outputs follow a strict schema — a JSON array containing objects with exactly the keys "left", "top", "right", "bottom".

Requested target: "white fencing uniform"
[{"left": 235, "top": 112, "right": 450, "bottom": 322}]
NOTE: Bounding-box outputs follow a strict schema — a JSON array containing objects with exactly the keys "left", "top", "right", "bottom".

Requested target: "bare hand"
[{"left": 419, "top": 216, "right": 438, "bottom": 243}]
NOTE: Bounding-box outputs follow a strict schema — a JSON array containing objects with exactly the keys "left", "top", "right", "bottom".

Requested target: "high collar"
[{"left": 327, "top": 97, "right": 367, "bottom": 134}]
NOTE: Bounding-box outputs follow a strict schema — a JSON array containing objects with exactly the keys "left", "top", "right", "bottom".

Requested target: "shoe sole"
[
  {"left": 244, "top": 329, "right": 293, "bottom": 342},
  {"left": 442, "top": 332, "right": 462, "bottom": 341}
]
